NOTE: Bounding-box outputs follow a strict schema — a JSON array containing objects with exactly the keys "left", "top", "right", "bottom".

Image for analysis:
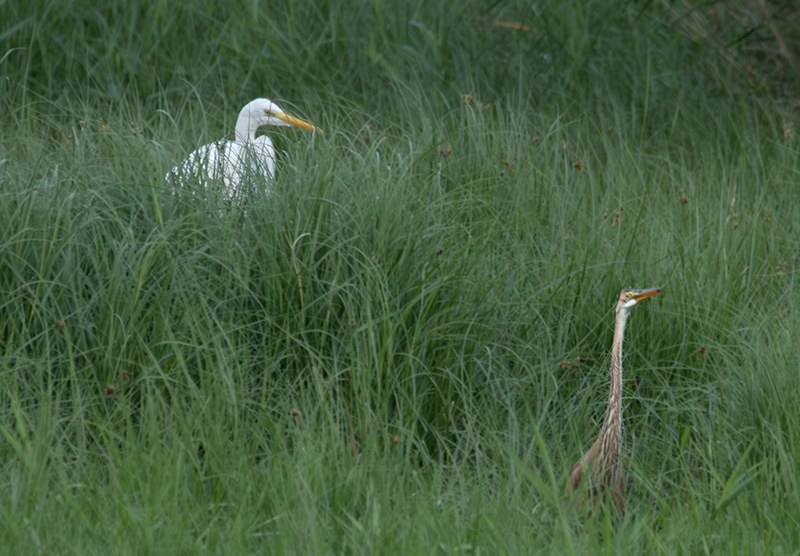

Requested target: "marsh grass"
[{"left": 1, "top": 0, "right": 800, "bottom": 553}]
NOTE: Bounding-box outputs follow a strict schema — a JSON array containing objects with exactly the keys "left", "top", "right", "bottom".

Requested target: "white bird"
[{"left": 167, "top": 98, "right": 322, "bottom": 200}]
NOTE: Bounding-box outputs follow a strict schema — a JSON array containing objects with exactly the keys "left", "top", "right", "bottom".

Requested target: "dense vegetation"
[{"left": 1, "top": 0, "right": 798, "bottom": 553}]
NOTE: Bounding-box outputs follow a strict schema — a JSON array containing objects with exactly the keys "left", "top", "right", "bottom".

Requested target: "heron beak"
[
  {"left": 630, "top": 288, "right": 662, "bottom": 302},
  {"left": 271, "top": 111, "right": 324, "bottom": 135}
]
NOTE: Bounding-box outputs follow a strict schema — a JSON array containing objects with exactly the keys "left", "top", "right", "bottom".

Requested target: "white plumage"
[{"left": 167, "top": 98, "right": 322, "bottom": 200}]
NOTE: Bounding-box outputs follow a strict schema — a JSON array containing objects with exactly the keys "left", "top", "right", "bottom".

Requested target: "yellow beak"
[
  {"left": 630, "top": 288, "right": 662, "bottom": 302},
  {"left": 273, "top": 111, "right": 324, "bottom": 135}
]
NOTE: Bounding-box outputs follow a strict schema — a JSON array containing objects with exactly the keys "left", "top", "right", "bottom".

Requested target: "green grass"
[{"left": 2, "top": 0, "right": 800, "bottom": 553}]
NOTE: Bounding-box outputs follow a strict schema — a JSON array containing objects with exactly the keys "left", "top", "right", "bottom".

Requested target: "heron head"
[
  {"left": 617, "top": 287, "right": 662, "bottom": 313},
  {"left": 245, "top": 98, "right": 323, "bottom": 134}
]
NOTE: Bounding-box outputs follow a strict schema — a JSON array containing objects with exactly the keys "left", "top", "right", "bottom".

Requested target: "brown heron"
[{"left": 566, "top": 287, "right": 662, "bottom": 513}]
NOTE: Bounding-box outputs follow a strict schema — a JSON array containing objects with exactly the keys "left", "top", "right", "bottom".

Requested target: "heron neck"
[
  {"left": 600, "top": 309, "right": 627, "bottom": 455},
  {"left": 235, "top": 112, "right": 259, "bottom": 144}
]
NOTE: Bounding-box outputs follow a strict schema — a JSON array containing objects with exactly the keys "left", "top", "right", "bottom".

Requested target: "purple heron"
[{"left": 567, "top": 287, "right": 662, "bottom": 513}]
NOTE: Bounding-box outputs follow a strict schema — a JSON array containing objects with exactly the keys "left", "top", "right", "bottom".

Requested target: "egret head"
[
  {"left": 243, "top": 98, "right": 323, "bottom": 134},
  {"left": 617, "top": 287, "right": 662, "bottom": 314}
]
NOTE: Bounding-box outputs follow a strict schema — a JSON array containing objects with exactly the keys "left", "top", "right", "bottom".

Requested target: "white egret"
[{"left": 166, "top": 98, "right": 322, "bottom": 200}]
